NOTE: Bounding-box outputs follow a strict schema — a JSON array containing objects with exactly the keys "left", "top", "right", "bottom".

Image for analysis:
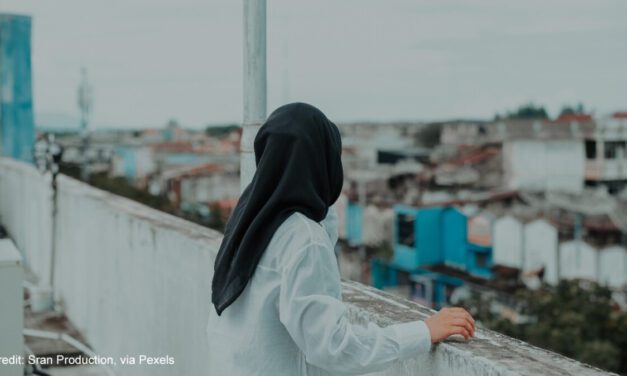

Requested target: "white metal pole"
[{"left": 241, "top": 0, "right": 267, "bottom": 192}]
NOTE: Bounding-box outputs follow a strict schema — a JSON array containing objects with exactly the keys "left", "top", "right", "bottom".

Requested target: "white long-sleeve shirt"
[{"left": 206, "top": 208, "right": 431, "bottom": 375}]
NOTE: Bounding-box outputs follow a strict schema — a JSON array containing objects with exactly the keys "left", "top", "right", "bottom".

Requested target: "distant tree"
[
  {"left": 578, "top": 341, "right": 620, "bottom": 372},
  {"left": 58, "top": 163, "right": 229, "bottom": 233},
  {"left": 61, "top": 162, "right": 172, "bottom": 218},
  {"left": 458, "top": 280, "right": 626, "bottom": 374},
  {"left": 415, "top": 123, "right": 442, "bottom": 148},
  {"left": 498, "top": 103, "right": 549, "bottom": 120},
  {"left": 559, "top": 103, "right": 586, "bottom": 117},
  {"left": 207, "top": 203, "right": 225, "bottom": 232}
]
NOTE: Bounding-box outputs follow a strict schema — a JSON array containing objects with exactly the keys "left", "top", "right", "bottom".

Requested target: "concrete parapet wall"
[{"left": 0, "top": 158, "right": 53, "bottom": 284}]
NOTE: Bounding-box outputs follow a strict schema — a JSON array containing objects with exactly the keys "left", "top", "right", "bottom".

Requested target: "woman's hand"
[{"left": 424, "top": 307, "right": 475, "bottom": 343}]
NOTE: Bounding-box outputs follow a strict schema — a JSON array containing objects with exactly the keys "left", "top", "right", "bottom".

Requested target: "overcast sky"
[{"left": 1, "top": 0, "right": 626, "bottom": 129}]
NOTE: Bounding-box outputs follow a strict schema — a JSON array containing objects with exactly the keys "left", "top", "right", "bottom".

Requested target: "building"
[
  {"left": 0, "top": 14, "right": 35, "bottom": 162},
  {"left": 560, "top": 240, "right": 599, "bottom": 281},
  {"left": 155, "top": 163, "right": 239, "bottom": 211},
  {"left": 585, "top": 113, "right": 627, "bottom": 194},
  {"left": 503, "top": 139, "right": 584, "bottom": 193},
  {"left": 371, "top": 205, "right": 495, "bottom": 308},
  {"left": 493, "top": 215, "right": 524, "bottom": 270},
  {"left": 111, "top": 143, "right": 156, "bottom": 183},
  {"left": 439, "top": 116, "right": 627, "bottom": 195},
  {"left": 523, "top": 219, "right": 559, "bottom": 285}
]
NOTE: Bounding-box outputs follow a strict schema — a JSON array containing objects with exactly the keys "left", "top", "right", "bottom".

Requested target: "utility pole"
[
  {"left": 241, "top": 0, "right": 267, "bottom": 191},
  {"left": 77, "top": 67, "right": 93, "bottom": 181}
]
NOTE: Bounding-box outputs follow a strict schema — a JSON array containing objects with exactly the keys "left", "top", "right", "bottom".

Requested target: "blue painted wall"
[
  {"left": 392, "top": 205, "right": 493, "bottom": 276},
  {"left": 442, "top": 208, "right": 467, "bottom": 270},
  {"left": 393, "top": 206, "right": 466, "bottom": 270},
  {"left": 0, "top": 14, "right": 35, "bottom": 162},
  {"left": 393, "top": 206, "right": 445, "bottom": 270},
  {"left": 416, "top": 207, "right": 445, "bottom": 266},
  {"left": 115, "top": 146, "right": 138, "bottom": 179}
]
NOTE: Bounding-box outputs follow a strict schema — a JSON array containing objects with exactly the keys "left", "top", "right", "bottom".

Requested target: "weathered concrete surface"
[
  {"left": 52, "top": 175, "right": 220, "bottom": 376},
  {"left": 343, "top": 281, "right": 612, "bottom": 376},
  {"left": 0, "top": 158, "right": 53, "bottom": 284},
  {"left": 0, "top": 158, "right": 616, "bottom": 376}
]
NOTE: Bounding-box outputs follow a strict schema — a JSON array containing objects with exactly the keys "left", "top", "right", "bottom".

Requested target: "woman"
[{"left": 208, "top": 103, "right": 475, "bottom": 375}]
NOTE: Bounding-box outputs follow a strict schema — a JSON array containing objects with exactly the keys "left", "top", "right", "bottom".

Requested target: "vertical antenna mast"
[{"left": 77, "top": 67, "right": 93, "bottom": 181}]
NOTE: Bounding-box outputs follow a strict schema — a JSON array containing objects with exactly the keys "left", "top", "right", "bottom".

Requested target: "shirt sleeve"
[{"left": 279, "top": 241, "right": 431, "bottom": 375}]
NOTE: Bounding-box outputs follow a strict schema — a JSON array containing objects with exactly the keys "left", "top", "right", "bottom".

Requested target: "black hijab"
[{"left": 211, "top": 102, "right": 343, "bottom": 315}]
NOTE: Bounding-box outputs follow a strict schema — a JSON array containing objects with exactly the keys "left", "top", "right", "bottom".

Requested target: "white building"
[
  {"left": 599, "top": 245, "right": 627, "bottom": 289},
  {"left": 559, "top": 240, "right": 598, "bottom": 282},
  {"left": 493, "top": 215, "right": 524, "bottom": 269},
  {"left": 467, "top": 211, "right": 495, "bottom": 247},
  {"left": 584, "top": 113, "right": 627, "bottom": 194},
  {"left": 503, "top": 139, "right": 584, "bottom": 194},
  {"left": 524, "top": 219, "right": 559, "bottom": 285},
  {"left": 362, "top": 205, "right": 394, "bottom": 247}
]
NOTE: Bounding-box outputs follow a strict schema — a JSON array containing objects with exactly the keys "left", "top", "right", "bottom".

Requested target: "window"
[
  {"left": 397, "top": 213, "right": 415, "bottom": 247},
  {"left": 475, "top": 253, "right": 488, "bottom": 268},
  {"left": 413, "top": 282, "right": 427, "bottom": 300},
  {"left": 585, "top": 140, "right": 596, "bottom": 159},
  {"left": 605, "top": 180, "right": 627, "bottom": 195},
  {"left": 444, "top": 283, "right": 457, "bottom": 303},
  {"left": 604, "top": 141, "right": 626, "bottom": 159}
]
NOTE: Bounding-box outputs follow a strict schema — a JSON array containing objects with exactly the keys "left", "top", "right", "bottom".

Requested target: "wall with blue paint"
[
  {"left": 416, "top": 207, "right": 445, "bottom": 266},
  {"left": 393, "top": 206, "right": 445, "bottom": 270},
  {"left": 442, "top": 208, "right": 467, "bottom": 270},
  {"left": 392, "top": 205, "right": 493, "bottom": 276},
  {"left": 116, "top": 146, "right": 138, "bottom": 179},
  {"left": 393, "top": 206, "right": 470, "bottom": 271},
  {"left": 0, "top": 14, "right": 35, "bottom": 162}
]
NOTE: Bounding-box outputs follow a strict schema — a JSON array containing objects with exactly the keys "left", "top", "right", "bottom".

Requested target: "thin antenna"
[{"left": 77, "top": 67, "right": 94, "bottom": 181}]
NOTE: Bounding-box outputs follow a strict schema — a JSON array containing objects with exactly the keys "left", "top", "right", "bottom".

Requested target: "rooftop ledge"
[
  {"left": 0, "top": 158, "right": 614, "bottom": 376},
  {"left": 342, "top": 281, "right": 610, "bottom": 376}
]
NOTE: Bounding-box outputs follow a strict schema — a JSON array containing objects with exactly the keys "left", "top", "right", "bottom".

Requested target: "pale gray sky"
[{"left": 2, "top": 0, "right": 626, "bottom": 129}]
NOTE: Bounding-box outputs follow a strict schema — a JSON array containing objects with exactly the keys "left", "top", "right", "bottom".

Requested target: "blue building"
[
  {"left": 393, "top": 206, "right": 444, "bottom": 269},
  {"left": 372, "top": 205, "right": 494, "bottom": 308},
  {"left": 442, "top": 208, "right": 468, "bottom": 270},
  {"left": 0, "top": 14, "right": 35, "bottom": 162}
]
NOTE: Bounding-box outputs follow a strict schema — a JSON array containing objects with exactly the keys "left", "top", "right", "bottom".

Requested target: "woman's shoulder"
[
  {"left": 261, "top": 212, "right": 331, "bottom": 269},
  {"left": 281, "top": 211, "right": 329, "bottom": 245}
]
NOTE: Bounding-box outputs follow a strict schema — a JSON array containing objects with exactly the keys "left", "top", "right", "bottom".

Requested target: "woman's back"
[{"left": 207, "top": 212, "right": 337, "bottom": 375}]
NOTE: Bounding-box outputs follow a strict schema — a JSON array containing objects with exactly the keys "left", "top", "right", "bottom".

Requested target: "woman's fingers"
[
  {"left": 426, "top": 306, "right": 477, "bottom": 343},
  {"left": 448, "top": 309, "right": 475, "bottom": 335},
  {"left": 451, "top": 318, "right": 474, "bottom": 335},
  {"left": 451, "top": 308, "right": 475, "bottom": 325},
  {"left": 449, "top": 326, "right": 471, "bottom": 340}
]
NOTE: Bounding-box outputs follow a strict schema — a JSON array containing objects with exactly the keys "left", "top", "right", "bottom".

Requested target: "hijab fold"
[{"left": 212, "top": 103, "right": 343, "bottom": 315}]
